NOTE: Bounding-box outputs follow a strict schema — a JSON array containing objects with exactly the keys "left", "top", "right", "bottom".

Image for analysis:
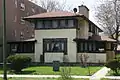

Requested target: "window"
[
  {"left": 77, "top": 41, "right": 105, "bottom": 53},
  {"left": 13, "top": 16, "right": 17, "bottom": 22},
  {"left": 10, "top": 42, "right": 35, "bottom": 53},
  {"left": 43, "top": 38, "right": 67, "bottom": 54},
  {"left": 20, "top": 3, "right": 25, "bottom": 11},
  {"left": 37, "top": 21, "right": 44, "bottom": 28},
  {"left": 14, "top": 0, "right": 17, "bottom": 8},
  {"left": 36, "top": 19, "right": 75, "bottom": 29},
  {"left": 89, "top": 23, "right": 92, "bottom": 32},
  {"left": 13, "top": 30, "right": 17, "bottom": 37},
  {"left": 20, "top": 17, "right": 25, "bottom": 24},
  {"left": 52, "top": 20, "right": 58, "bottom": 28},
  {"left": 68, "top": 20, "right": 74, "bottom": 27},
  {"left": 44, "top": 20, "right": 52, "bottom": 28},
  {"left": 60, "top": 20, "right": 66, "bottom": 27},
  {"left": 20, "top": 31, "right": 24, "bottom": 39}
]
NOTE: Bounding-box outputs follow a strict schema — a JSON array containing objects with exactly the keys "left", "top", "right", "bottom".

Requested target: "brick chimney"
[{"left": 78, "top": 5, "right": 89, "bottom": 18}]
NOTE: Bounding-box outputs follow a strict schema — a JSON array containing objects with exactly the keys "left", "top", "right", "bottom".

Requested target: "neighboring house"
[
  {"left": 13, "top": 5, "right": 115, "bottom": 63},
  {"left": 0, "top": 0, "right": 46, "bottom": 62}
]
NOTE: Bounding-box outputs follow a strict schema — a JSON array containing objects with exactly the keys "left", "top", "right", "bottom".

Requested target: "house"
[
  {"left": 0, "top": 0, "right": 46, "bottom": 62},
  {"left": 13, "top": 5, "right": 115, "bottom": 63}
]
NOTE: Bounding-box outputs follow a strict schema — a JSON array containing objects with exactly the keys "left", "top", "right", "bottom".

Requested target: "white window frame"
[{"left": 20, "top": 3, "right": 25, "bottom": 11}]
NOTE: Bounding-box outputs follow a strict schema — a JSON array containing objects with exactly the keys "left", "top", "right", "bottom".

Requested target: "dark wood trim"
[{"left": 35, "top": 27, "right": 76, "bottom": 30}]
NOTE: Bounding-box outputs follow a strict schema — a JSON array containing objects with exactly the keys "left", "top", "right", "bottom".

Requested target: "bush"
[
  {"left": 58, "top": 67, "right": 73, "bottom": 80},
  {"left": 7, "top": 55, "right": 31, "bottom": 72},
  {"left": 105, "top": 59, "right": 120, "bottom": 75}
]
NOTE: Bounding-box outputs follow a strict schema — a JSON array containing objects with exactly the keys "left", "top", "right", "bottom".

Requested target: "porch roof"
[
  {"left": 8, "top": 38, "right": 37, "bottom": 43},
  {"left": 73, "top": 36, "right": 116, "bottom": 42}
]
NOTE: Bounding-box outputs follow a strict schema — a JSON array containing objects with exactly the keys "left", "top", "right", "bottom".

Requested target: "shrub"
[
  {"left": 7, "top": 55, "right": 31, "bottom": 72},
  {"left": 58, "top": 67, "right": 73, "bottom": 80},
  {"left": 105, "top": 59, "right": 120, "bottom": 74}
]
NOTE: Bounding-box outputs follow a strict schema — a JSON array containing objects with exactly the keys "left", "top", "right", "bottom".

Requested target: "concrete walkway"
[
  {"left": 0, "top": 74, "right": 90, "bottom": 78},
  {"left": 0, "top": 67, "right": 110, "bottom": 80},
  {"left": 90, "top": 67, "right": 110, "bottom": 80}
]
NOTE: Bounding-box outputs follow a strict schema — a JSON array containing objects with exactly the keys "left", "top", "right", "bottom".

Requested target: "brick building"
[{"left": 0, "top": 0, "right": 46, "bottom": 62}]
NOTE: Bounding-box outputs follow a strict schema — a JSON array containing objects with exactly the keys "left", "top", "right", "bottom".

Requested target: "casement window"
[
  {"left": 43, "top": 38, "right": 67, "bottom": 54},
  {"left": 77, "top": 41, "right": 105, "bottom": 53},
  {"left": 36, "top": 19, "right": 76, "bottom": 29},
  {"left": 60, "top": 20, "right": 66, "bottom": 27},
  {"left": 10, "top": 42, "right": 35, "bottom": 53},
  {"left": 68, "top": 20, "right": 74, "bottom": 27},
  {"left": 37, "top": 21, "right": 44, "bottom": 28},
  {"left": 52, "top": 20, "right": 58, "bottom": 28},
  {"left": 20, "top": 3, "right": 25, "bottom": 11},
  {"left": 44, "top": 20, "right": 52, "bottom": 28}
]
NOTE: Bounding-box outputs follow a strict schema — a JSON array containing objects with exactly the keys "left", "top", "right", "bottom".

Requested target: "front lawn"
[
  {"left": 0, "top": 66, "right": 101, "bottom": 76},
  {"left": 22, "top": 66, "right": 101, "bottom": 75}
]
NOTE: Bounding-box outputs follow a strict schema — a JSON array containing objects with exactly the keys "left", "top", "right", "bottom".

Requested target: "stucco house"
[{"left": 10, "top": 5, "right": 115, "bottom": 63}]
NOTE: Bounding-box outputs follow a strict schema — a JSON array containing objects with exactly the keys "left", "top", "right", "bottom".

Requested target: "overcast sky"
[
  {"left": 65, "top": 0, "right": 97, "bottom": 23},
  {"left": 35, "top": 0, "right": 99, "bottom": 25}
]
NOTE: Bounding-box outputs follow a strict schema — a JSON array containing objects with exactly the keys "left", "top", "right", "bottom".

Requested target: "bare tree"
[
  {"left": 95, "top": 0, "right": 120, "bottom": 53},
  {"left": 39, "top": 0, "right": 71, "bottom": 12}
]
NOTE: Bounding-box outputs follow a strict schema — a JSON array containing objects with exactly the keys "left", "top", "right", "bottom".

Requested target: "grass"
[
  {"left": 0, "top": 66, "right": 101, "bottom": 76},
  {"left": 22, "top": 66, "right": 101, "bottom": 75}
]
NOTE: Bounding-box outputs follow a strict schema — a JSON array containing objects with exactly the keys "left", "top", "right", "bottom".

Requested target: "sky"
[
  {"left": 35, "top": 0, "right": 99, "bottom": 25},
  {"left": 65, "top": 0, "right": 97, "bottom": 23}
]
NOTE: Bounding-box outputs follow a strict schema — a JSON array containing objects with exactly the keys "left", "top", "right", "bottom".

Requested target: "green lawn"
[
  {"left": 22, "top": 66, "right": 101, "bottom": 75},
  {"left": 0, "top": 66, "right": 102, "bottom": 76}
]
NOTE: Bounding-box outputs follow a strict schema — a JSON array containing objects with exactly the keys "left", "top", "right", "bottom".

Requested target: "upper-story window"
[
  {"left": 14, "top": 0, "right": 17, "bottom": 8},
  {"left": 13, "top": 16, "right": 17, "bottom": 22},
  {"left": 36, "top": 19, "right": 75, "bottom": 29},
  {"left": 45, "top": 20, "right": 52, "bottom": 28},
  {"left": 52, "top": 20, "right": 58, "bottom": 28},
  {"left": 20, "top": 3, "right": 25, "bottom": 11},
  {"left": 68, "top": 20, "right": 74, "bottom": 27},
  {"left": 20, "top": 31, "right": 24, "bottom": 39},
  {"left": 89, "top": 23, "right": 99, "bottom": 35}
]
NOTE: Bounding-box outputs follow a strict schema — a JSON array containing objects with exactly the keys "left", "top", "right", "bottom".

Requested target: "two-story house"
[{"left": 15, "top": 5, "right": 115, "bottom": 63}]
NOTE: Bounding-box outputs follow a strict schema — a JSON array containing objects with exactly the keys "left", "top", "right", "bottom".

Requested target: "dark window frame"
[
  {"left": 10, "top": 42, "right": 35, "bottom": 53},
  {"left": 77, "top": 41, "right": 106, "bottom": 53},
  {"left": 36, "top": 19, "right": 77, "bottom": 29},
  {"left": 43, "top": 38, "right": 67, "bottom": 55}
]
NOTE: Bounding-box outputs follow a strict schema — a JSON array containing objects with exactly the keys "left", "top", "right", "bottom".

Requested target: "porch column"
[{"left": 105, "top": 42, "right": 115, "bottom": 62}]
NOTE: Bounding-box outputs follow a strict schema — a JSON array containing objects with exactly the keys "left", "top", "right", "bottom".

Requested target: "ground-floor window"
[
  {"left": 43, "top": 38, "right": 67, "bottom": 54},
  {"left": 10, "top": 42, "right": 35, "bottom": 53},
  {"left": 77, "top": 41, "right": 105, "bottom": 53}
]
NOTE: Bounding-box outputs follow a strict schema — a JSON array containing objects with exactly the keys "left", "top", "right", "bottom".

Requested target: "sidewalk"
[
  {"left": 90, "top": 67, "right": 110, "bottom": 80},
  {"left": 0, "top": 74, "right": 90, "bottom": 79}
]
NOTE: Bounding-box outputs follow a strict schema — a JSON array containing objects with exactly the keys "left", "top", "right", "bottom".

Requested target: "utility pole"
[{"left": 2, "top": 0, "right": 7, "bottom": 80}]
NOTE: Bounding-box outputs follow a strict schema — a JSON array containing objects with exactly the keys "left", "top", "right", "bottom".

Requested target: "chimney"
[{"left": 78, "top": 5, "right": 89, "bottom": 18}]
